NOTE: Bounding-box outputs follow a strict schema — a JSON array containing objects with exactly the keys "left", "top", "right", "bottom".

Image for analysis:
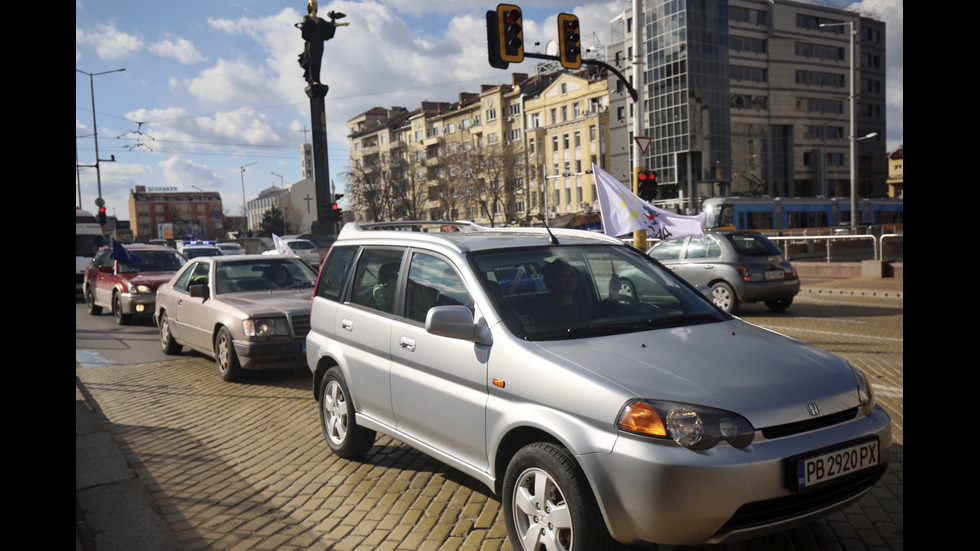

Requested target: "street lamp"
[
  {"left": 818, "top": 20, "right": 860, "bottom": 229},
  {"left": 240, "top": 161, "right": 257, "bottom": 233},
  {"left": 76, "top": 68, "right": 125, "bottom": 212},
  {"left": 272, "top": 171, "right": 287, "bottom": 232}
]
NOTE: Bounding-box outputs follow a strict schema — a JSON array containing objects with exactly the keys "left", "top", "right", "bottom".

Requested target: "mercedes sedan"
[{"left": 155, "top": 255, "right": 317, "bottom": 382}]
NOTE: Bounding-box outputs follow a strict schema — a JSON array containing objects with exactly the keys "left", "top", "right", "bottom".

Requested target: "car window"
[
  {"left": 216, "top": 259, "right": 317, "bottom": 293},
  {"left": 316, "top": 245, "right": 356, "bottom": 301},
  {"left": 118, "top": 251, "right": 186, "bottom": 273},
  {"left": 405, "top": 253, "right": 474, "bottom": 323},
  {"left": 91, "top": 249, "right": 112, "bottom": 268},
  {"left": 172, "top": 261, "right": 211, "bottom": 293},
  {"left": 649, "top": 238, "right": 685, "bottom": 261},
  {"left": 726, "top": 233, "right": 783, "bottom": 256},
  {"left": 685, "top": 237, "right": 722, "bottom": 260},
  {"left": 289, "top": 240, "right": 315, "bottom": 250},
  {"left": 473, "top": 245, "right": 720, "bottom": 340},
  {"left": 349, "top": 248, "right": 405, "bottom": 314}
]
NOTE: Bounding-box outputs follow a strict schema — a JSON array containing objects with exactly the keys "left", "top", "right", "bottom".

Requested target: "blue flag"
[{"left": 111, "top": 239, "right": 137, "bottom": 264}]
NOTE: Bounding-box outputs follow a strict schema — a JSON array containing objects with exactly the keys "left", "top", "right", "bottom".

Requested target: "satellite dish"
[{"left": 545, "top": 40, "right": 558, "bottom": 56}]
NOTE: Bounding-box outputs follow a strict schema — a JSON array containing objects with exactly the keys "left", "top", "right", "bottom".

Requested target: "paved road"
[{"left": 76, "top": 286, "right": 903, "bottom": 551}]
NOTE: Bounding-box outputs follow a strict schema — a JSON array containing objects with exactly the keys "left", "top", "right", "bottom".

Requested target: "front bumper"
[
  {"left": 577, "top": 405, "right": 891, "bottom": 546},
  {"left": 234, "top": 338, "right": 306, "bottom": 370},
  {"left": 118, "top": 293, "right": 156, "bottom": 316}
]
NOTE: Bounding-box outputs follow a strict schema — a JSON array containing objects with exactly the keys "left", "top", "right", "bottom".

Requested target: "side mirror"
[
  {"left": 426, "top": 305, "right": 492, "bottom": 346},
  {"left": 189, "top": 283, "right": 209, "bottom": 299}
]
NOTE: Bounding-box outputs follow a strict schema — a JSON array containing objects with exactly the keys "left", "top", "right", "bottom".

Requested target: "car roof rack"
[{"left": 344, "top": 220, "right": 623, "bottom": 246}]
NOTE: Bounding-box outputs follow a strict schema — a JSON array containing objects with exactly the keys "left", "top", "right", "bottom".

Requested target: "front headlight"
[
  {"left": 132, "top": 284, "right": 152, "bottom": 294},
  {"left": 242, "top": 318, "right": 286, "bottom": 337},
  {"left": 618, "top": 400, "right": 755, "bottom": 450},
  {"left": 852, "top": 366, "right": 876, "bottom": 416}
]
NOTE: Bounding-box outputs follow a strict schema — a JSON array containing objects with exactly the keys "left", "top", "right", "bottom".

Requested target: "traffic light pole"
[{"left": 306, "top": 84, "right": 334, "bottom": 236}]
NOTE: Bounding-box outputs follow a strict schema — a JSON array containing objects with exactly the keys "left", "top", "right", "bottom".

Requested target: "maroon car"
[{"left": 83, "top": 244, "right": 187, "bottom": 324}]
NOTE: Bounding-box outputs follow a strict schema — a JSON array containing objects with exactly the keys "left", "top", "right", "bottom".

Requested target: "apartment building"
[
  {"left": 346, "top": 70, "right": 611, "bottom": 228},
  {"left": 607, "top": 0, "right": 887, "bottom": 212}
]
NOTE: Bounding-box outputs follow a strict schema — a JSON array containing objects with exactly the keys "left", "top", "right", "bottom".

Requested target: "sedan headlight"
[
  {"left": 852, "top": 365, "right": 877, "bottom": 417},
  {"left": 617, "top": 400, "right": 754, "bottom": 450},
  {"left": 242, "top": 318, "right": 288, "bottom": 337},
  {"left": 131, "top": 284, "right": 153, "bottom": 294}
]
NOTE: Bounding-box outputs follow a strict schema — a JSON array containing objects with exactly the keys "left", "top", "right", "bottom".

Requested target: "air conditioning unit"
[
  {"left": 548, "top": 211, "right": 556, "bottom": 219},
  {"left": 506, "top": 116, "right": 514, "bottom": 122}
]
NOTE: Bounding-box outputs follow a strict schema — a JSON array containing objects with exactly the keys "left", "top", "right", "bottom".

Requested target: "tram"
[{"left": 700, "top": 197, "right": 903, "bottom": 233}]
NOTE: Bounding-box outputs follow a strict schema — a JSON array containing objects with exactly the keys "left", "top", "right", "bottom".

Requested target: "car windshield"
[
  {"left": 289, "top": 241, "right": 315, "bottom": 250},
  {"left": 725, "top": 233, "right": 783, "bottom": 256},
  {"left": 118, "top": 250, "right": 187, "bottom": 273},
  {"left": 471, "top": 245, "right": 724, "bottom": 341},
  {"left": 214, "top": 258, "right": 317, "bottom": 294},
  {"left": 184, "top": 248, "right": 222, "bottom": 259}
]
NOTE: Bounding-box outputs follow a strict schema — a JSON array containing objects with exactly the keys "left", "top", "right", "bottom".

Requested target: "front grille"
[
  {"left": 289, "top": 312, "right": 311, "bottom": 337},
  {"left": 761, "top": 408, "right": 857, "bottom": 440}
]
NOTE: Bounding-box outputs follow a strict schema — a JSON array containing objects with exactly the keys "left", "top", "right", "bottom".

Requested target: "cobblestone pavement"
[{"left": 76, "top": 291, "right": 902, "bottom": 551}]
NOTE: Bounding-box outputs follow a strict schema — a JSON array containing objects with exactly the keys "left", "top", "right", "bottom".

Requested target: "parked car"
[
  {"left": 641, "top": 230, "right": 800, "bottom": 313},
  {"left": 84, "top": 244, "right": 187, "bottom": 325},
  {"left": 154, "top": 255, "right": 318, "bottom": 382},
  {"left": 305, "top": 221, "right": 890, "bottom": 549},
  {"left": 262, "top": 238, "right": 321, "bottom": 267},
  {"left": 216, "top": 242, "right": 247, "bottom": 255}
]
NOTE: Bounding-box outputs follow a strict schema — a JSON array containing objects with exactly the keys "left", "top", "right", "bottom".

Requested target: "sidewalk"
[{"left": 799, "top": 274, "right": 903, "bottom": 300}]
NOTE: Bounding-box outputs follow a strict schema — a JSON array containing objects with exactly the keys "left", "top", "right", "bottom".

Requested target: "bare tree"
[
  {"left": 468, "top": 141, "right": 523, "bottom": 227},
  {"left": 346, "top": 157, "right": 387, "bottom": 223}
]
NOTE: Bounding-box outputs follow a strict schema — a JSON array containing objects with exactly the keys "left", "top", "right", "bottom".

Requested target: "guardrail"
[{"left": 768, "top": 234, "right": 903, "bottom": 262}]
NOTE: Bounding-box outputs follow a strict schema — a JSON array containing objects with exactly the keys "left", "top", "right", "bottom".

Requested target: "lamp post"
[
  {"left": 819, "top": 20, "right": 859, "bottom": 228},
  {"left": 76, "top": 68, "right": 125, "bottom": 211},
  {"left": 272, "top": 171, "right": 287, "bottom": 232},
  {"left": 240, "top": 161, "right": 257, "bottom": 233}
]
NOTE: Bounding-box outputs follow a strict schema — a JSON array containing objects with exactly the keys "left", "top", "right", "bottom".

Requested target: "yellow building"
[
  {"left": 887, "top": 145, "right": 903, "bottom": 198},
  {"left": 346, "top": 70, "right": 611, "bottom": 228}
]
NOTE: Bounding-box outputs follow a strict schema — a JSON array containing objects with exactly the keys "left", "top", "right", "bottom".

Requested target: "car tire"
[
  {"left": 711, "top": 282, "right": 739, "bottom": 313},
  {"left": 618, "top": 278, "right": 638, "bottom": 301},
  {"left": 85, "top": 286, "right": 102, "bottom": 316},
  {"left": 159, "top": 311, "right": 182, "bottom": 355},
  {"left": 214, "top": 327, "right": 243, "bottom": 382},
  {"left": 503, "top": 442, "right": 617, "bottom": 551},
  {"left": 764, "top": 297, "right": 793, "bottom": 311},
  {"left": 319, "top": 367, "right": 376, "bottom": 459},
  {"left": 112, "top": 292, "right": 133, "bottom": 325}
]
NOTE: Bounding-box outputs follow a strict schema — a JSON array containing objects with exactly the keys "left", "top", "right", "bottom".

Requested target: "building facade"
[
  {"left": 128, "top": 186, "right": 223, "bottom": 242},
  {"left": 886, "top": 144, "right": 902, "bottom": 198},
  {"left": 607, "top": 0, "right": 887, "bottom": 212},
  {"left": 345, "top": 70, "right": 610, "bottom": 228}
]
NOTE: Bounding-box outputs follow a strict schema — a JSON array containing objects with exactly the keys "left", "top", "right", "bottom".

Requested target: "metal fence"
[{"left": 768, "top": 233, "right": 903, "bottom": 262}]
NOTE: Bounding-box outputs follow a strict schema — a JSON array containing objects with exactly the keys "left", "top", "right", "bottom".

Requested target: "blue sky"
[{"left": 76, "top": 0, "right": 903, "bottom": 223}]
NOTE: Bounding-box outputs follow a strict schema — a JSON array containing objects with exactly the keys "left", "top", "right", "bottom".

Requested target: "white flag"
[
  {"left": 592, "top": 163, "right": 705, "bottom": 241},
  {"left": 272, "top": 233, "right": 296, "bottom": 256}
]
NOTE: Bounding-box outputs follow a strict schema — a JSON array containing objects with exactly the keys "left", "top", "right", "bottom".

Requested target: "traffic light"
[
  {"left": 497, "top": 4, "right": 524, "bottom": 64},
  {"left": 634, "top": 167, "right": 658, "bottom": 201},
  {"left": 97, "top": 206, "right": 108, "bottom": 226},
  {"left": 557, "top": 13, "right": 581, "bottom": 69}
]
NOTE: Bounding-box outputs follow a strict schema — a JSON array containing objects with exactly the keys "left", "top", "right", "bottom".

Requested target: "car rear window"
[{"left": 725, "top": 233, "right": 783, "bottom": 256}]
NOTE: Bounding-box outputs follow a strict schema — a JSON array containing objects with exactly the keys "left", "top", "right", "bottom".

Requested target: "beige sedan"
[{"left": 154, "top": 255, "right": 317, "bottom": 382}]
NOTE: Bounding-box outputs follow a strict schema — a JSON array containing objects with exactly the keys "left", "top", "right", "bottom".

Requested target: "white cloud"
[
  {"left": 148, "top": 35, "right": 205, "bottom": 65},
  {"left": 159, "top": 156, "right": 223, "bottom": 189},
  {"left": 186, "top": 58, "right": 278, "bottom": 104},
  {"left": 76, "top": 22, "right": 143, "bottom": 60}
]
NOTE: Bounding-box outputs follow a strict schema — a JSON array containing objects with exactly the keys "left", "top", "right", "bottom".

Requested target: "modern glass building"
[{"left": 608, "top": 0, "right": 887, "bottom": 211}]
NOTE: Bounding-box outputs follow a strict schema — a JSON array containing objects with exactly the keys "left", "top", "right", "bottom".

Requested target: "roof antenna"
[{"left": 537, "top": 213, "right": 559, "bottom": 245}]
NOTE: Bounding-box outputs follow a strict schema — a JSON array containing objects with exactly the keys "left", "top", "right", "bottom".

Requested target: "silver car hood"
[
  {"left": 532, "top": 319, "right": 860, "bottom": 428},
  {"left": 218, "top": 289, "right": 314, "bottom": 314}
]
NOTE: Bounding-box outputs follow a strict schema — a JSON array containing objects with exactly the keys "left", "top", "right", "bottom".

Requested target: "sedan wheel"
[
  {"left": 503, "top": 443, "right": 615, "bottom": 551},
  {"left": 319, "top": 368, "right": 376, "bottom": 458},
  {"left": 618, "top": 278, "right": 637, "bottom": 301},
  {"left": 711, "top": 282, "right": 739, "bottom": 313},
  {"left": 85, "top": 286, "right": 102, "bottom": 316},
  {"left": 214, "top": 327, "right": 242, "bottom": 382},
  {"left": 159, "top": 311, "right": 182, "bottom": 355},
  {"left": 112, "top": 293, "right": 133, "bottom": 325}
]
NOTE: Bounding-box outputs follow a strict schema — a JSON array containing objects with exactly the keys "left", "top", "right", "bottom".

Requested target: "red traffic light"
[
  {"left": 637, "top": 170, "right": 656, "bottom": 181},
  {"left": 557, "top": 13, "right": 581, "bottom": 69}
]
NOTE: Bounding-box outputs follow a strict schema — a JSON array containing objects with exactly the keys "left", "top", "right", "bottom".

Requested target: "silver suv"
[{"left": 306, "top": 222, "right": 890, "bottom": 549}]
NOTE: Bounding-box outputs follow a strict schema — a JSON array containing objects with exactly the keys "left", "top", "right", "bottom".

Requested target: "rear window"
[{"left": 725, "top": 233, "right": 782, "bottom": 256}]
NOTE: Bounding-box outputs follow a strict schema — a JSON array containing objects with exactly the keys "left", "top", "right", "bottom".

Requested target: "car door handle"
[
  {"left": 398, "top": 336, "right": 416, "bottom": 352},
  {"left": 341, "top": 319, "right": 353, "bottom": 332}
]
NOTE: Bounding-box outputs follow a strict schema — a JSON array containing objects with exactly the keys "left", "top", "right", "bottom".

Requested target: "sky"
[{"left": 76, "top": 0, "right": 903, "bottom": 223}]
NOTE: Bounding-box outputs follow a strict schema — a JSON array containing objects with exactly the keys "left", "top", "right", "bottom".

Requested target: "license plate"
[
  {"left": 764, "top": 270, "right": 784, "bottom": 280},
  {"left": 795, "top": 438, "right": 879, "bottom": 490}
]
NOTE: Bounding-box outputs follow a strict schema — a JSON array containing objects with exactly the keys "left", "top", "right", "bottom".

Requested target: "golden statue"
[{"left": 296, "top": 0, "right": 349, "bottom": 85}]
